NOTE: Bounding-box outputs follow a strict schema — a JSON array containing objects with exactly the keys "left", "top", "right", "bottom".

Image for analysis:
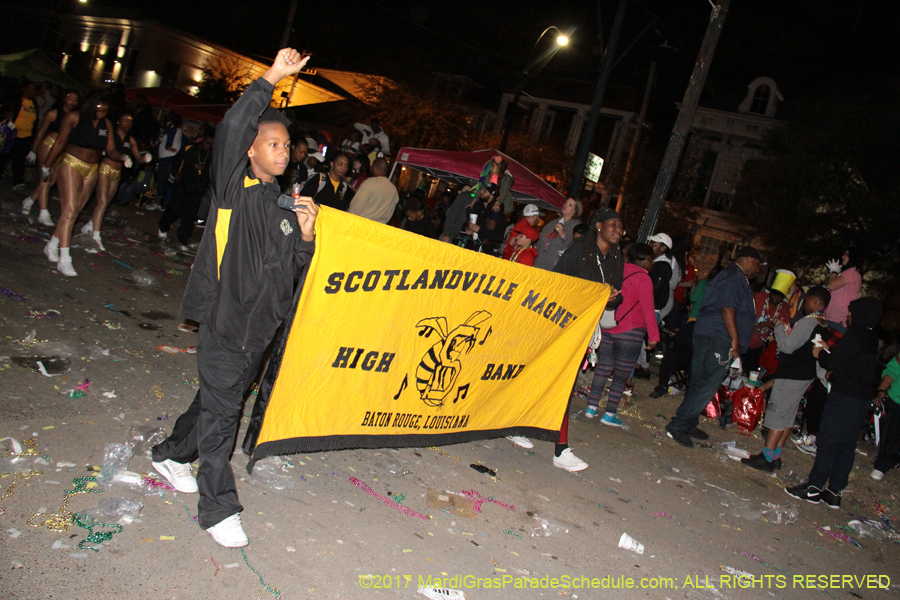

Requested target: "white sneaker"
[
  {"left": 418, "top": 587, "right": 466, "bottom": 600},
  {"left": 871, "top": 469, "right": 885, "bottom": 481},
  {"left": 158, "top": 228, "right": 167, "bottom": 239},
  {"left": 38, "top": 211, "right": 54, "bottom": 227},
  {"left": 146, "top": 202, "right": 162, "bottom": 211},
  {"left": 21, "top": 197, "right": 33, "bottom": 214},
  {"left": 80, "top": 221, "right": 93, "bottom": 235},
  {"left": 56, "top": 258, "right": 77, "bottom": 277},
  {"left": 92, "top": 233, "right": 105, "bottom": 252},
  {"left": 506, "top": 436, "right": 534, "bottom": 449},
  {"left": 44, "top": 241, "right": 59, "bottom": 263},
  {"left": 553, "top": 448, "right": 588, "bottom": 472},
  {"left": 152, "top": 459, "right": 198, "bottom": 493},
  {"left": 207, "top": 514, "right": 249, "bottom": 548}
]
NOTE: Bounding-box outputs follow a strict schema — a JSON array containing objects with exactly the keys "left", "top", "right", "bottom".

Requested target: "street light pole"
[
  {"left": 499, "top": 27, "right": 568, "bottom": 153},
  {"left": 567, "top": 0, "right": 628, "bottom": 200},
  {"left": 635, "top": 0, "right": 730, "bottom": 242}
]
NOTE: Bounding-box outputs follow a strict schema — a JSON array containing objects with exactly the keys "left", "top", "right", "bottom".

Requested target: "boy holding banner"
[{"left": 149, "top": 48, "right": 318, "bottom": 548}]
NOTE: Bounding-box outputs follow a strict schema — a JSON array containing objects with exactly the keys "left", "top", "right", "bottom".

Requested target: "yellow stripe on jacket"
[{"left": 215, "top": 208, "right": 232, "bottom": 280}]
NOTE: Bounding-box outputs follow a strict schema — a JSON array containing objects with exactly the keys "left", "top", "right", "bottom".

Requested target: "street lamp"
[{"left": 499, "top": 26, "right": 569, "bottom": 153}]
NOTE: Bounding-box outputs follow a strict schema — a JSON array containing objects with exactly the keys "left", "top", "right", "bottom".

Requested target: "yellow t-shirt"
[{"left": 14, "top": 99, "right": 36, "bottom": 139}]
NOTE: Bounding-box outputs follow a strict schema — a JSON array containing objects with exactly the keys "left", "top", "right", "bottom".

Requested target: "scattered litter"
[
  {"left": 27, "top": 309, "right": 61, "bottom": 319},
  {"left": 159, "top": 535, "right": 176, "bottom": 541},
  {"left": 418, "top": 586, "right": 466, "bottom": 600},
  {"left": 157, "top": 345, "right": 190, "bottom": 354},
  {"left": 8, "top": 528, "right": 21, "bottom": 538},
  {"left": 79, "top": 497, "right": 143, "bottom": 526},
  {"left": 131, "top": 269, "right": 158, "bottom": 287},
  {"left": 426, "top": 489, "right": 477, "bottom": 518},
  {"left": 249, "top": 456, "right": 296, "bottom": 490},
  {"left": 618, "top": 532, "right": 644, "bottom": 554},
  {"left": 530, "top": 516, "right": 569, "bottom": 538},
  {"left": 12, "top": 356, "right": 70, "bottom": 376},
  {"left": 760, "top": 503, "right": 798, "bottom": 525},
  {"left": 51, "top": 541, "right": 70, "bottom": 549},
  {"left": 103, "top": 391, "right": 116, "bottom": 398},
  {"left": 0, "top": 288, "right": 27, "bottom": 301},
  {"left": 470, "top": 463, "right": 498, "bottom": 478}
]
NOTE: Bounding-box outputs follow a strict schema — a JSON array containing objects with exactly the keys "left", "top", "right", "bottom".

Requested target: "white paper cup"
[
  {"left": 619, "top": 532, "right": 644, "bottom": 554},
  {"left": 749, "top": 370, "right": 760, "bottom": 382},
  {"left": 469, "top": 214, "right": 478, "bottom": 224}
]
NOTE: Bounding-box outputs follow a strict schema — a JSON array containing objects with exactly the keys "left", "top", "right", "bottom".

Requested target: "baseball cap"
[
  {"left": 736, "top": 246, "right": 764, "bottom": 263},
  {"left": 647, "top": 233, "right": 673, "bottom": 249},
  {"left": 308, "top": 151, "right": 325, "bottom": 162},
  {"left": 522, "top": 203, "right": 543, "bottom": 217},
  {"left": 514, "top": 222, "right": 540, "bottom": 242}
]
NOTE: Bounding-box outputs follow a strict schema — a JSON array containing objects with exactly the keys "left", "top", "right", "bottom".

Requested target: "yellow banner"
[{"left": 254, "top": 208, "right": 609, "bottom": 455}]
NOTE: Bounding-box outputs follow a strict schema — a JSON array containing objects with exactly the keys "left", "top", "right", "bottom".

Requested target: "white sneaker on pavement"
[
  {"left": 146, "top": 201, "right": 162, "bottom": 211},
  {"left": 506, "top": 436, "right": 534, "bottom": 449},
  {"left": 207, "top": 514, "right": 249, "bottom": 548},
  {"left": 553, "top": 448, "right": 588, "bottom": 472},
  {"left": 44, "top": 241, "right": 59, "bottom": 263},
  {"left": 57, "top": 257, "right": 77, "bottom": 277},
  {"left": 152, "top": 459, "right": 198, "bottom": 493}
]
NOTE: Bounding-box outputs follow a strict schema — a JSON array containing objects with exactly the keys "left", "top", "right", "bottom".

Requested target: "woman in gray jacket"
[{"left": 534, "top": 198, "right": 582, "bottom": 271}]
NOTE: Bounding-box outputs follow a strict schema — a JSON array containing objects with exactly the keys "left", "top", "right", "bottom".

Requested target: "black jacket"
[
  {"left": 818, "top": 297, "right": 882, "bottom": 399},
  {"left": 179, "top": 78, "right": 315, "bottom": 352}
]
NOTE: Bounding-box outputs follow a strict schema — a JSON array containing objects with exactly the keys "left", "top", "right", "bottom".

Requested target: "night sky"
[{"left": 80, "top": 0, "right": 897, "bottom": 135}]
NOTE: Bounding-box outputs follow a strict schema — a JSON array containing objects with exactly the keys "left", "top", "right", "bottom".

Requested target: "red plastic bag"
[
  {"left": 732, "top": 385, "right": 766, "bottom": 433},
  {"left": 704, "top": 385, "right": 728, "bottom": 419}
]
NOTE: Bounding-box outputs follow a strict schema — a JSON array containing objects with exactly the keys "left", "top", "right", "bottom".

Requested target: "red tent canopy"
[
  {"left": 393, "top": 148, "right": 566, "bottom": 210},
  {"left": 124, "top": 88, "right": 229, "bottom": 123}
]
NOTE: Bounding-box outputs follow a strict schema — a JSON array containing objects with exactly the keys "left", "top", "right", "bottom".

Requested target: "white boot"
[
  {"left": 21, "top": 197, "right": 34, "bottom": 215},
  {"left": 57, "top": 247, "right": 77, "bottom": 277},
  {"left": 80, "top": 221, "right": 93, "bottom": 235},
  {"left": 92, "top": 231, "right": 105, "bottom": 252},
  {"left": 38, "top": 209, "right": 54, "bottom": 227},
  {"left": 44, "top": 236, "right": 59, "bottom": 263}
]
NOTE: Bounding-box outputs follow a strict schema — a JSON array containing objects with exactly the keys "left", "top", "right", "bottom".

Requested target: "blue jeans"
[{"left": 669, "top": 335, "right": 731, "bottom": 433}]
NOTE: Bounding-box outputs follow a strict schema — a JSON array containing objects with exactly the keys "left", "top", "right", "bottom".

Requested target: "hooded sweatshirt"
[{"left": 818, "top": 297, "right": 882, "bottom": 399}]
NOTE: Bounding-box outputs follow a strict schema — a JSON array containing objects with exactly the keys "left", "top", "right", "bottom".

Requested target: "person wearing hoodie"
[{"left": 786, "top": 297, "right": 883, "bottom": 508}]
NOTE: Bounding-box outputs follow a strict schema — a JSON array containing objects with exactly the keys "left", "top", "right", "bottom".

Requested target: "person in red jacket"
[{"left": 508, "top": 220, "right": 539, "bottom": 266}]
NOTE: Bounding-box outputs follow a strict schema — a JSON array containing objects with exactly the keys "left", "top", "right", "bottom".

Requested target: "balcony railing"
[{"left": 706, "top": 191, "right": 735, "bottom": 212}]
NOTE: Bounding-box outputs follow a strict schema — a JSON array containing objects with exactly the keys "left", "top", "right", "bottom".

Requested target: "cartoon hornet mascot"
[{"left": 415, "top": 311, "right": 492, "bottom": 407}]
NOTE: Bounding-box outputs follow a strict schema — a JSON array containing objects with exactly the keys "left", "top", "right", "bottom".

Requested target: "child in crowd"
[
  {"left": 150, "top": 48, "right": 317, "bottom": 548},
  {"left": 741, "top": 286, "right": 830, "bottom": 472},
  {"left": 508, "top": 221, "right": 539, "bottom": 266}
]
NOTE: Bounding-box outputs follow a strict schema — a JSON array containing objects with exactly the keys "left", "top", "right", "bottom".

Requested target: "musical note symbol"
[
  {"left": 393, "top": 374, "right": 408, "bottom": 400},
  {"left": 478, "top": 326, "right": 493, "bottom": 346},
  {"left": 453, "top": 383, "right": 470, "bottom": 404}
]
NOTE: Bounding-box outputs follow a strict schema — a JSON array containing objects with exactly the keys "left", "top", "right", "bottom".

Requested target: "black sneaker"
[
  {"left": 666, "top": 425, "right": 694, "bottom": 448},
  {"left": 741, "top": 452, "right": 778, "bottom": 473},
  {"left": 687, "top": 427, "right": 709, "bottom": 440},
  {"left": 785, "top": 483, "right": 821, "bottom": 504},
  {"left": 634, "top": 368, "right": 652, "bottom": 380},
  {"left": 649, "top": 387, "right": 667, "bottom": 398},
  {"left": 820, "top": 487, "right": 842, "bottom": 509}
]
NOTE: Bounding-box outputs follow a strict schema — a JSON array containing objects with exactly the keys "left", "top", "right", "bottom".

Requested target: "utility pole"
[
  {"left": 635, "top": 0, "right": 730, "bottom": 242},
  {"left": 615, "top": 60, "right": 655, "bottom": 213},
  {"left": 280, "top": 0, "right": 299, "bottom": 49},
  {"left": 567, "top": 0, "right": 628, "bottom": 200}
]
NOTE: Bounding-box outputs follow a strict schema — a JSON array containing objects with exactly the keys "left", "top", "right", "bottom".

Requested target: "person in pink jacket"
[{"left": 584, "top": 243, "right": 660, "bottom": 426}]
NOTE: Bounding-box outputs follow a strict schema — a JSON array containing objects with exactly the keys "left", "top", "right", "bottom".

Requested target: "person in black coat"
[{"left": 786, "top": 297, "right": 883, "bottom": 507}]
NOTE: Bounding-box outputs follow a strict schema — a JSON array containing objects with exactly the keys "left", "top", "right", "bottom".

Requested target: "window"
[
  {"left": 162, "top": 60, "right": 180, "bottom": 86},
  {"left": 749, "top": 85, "right": 770, "bottom": 115},
  {"left": 692, "top": 150, "right": 718, "bottom": 204}
]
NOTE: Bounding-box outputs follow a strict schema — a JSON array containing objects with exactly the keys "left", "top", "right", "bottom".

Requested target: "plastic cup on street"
[{"left": 619, "top": 532, "right": 644, "bottom": 554}]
